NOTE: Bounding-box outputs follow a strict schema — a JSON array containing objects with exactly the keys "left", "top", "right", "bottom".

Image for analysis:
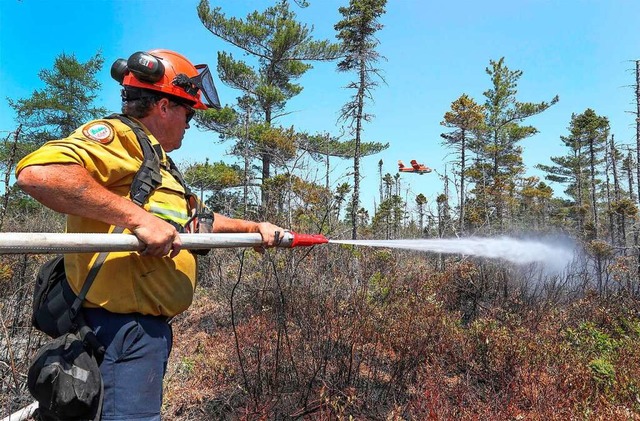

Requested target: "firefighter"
[{"left": 16, "top": 49, "right": 283, "bottom": 420}]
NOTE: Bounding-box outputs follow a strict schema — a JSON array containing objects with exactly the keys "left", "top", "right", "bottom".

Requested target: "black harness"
[
  {"left": 108, "top": 114, "right": 199, "bottom": 233},
  {"left": 109, "top": 114, "right": 187, "bottom": 204}
]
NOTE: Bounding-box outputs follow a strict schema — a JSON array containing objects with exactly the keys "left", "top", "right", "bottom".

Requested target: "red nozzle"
[{"left": 289, "top": 232, "right": 329, "bottom": 248}]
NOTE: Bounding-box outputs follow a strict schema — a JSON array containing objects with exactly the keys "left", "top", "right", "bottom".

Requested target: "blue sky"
[{"left": 1, "top": 0, "right": 639, "bottom": 216}]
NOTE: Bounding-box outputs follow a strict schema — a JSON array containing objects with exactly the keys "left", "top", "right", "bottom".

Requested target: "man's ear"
[{"left": 157, "top": 97, "right": 170, "bottom": 115}]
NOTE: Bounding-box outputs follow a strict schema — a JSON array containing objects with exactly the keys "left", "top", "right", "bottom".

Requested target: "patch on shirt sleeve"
[{"left": 82, "top": 122, "right": 114, "bottom": 144}]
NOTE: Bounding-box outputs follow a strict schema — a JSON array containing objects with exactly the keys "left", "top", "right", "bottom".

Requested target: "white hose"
[
  {"left": 0, "top": 233, "right": 267, "bottom": 254},
  {"left": 1, "top": 401, "right": 38, "bottom": 421}
]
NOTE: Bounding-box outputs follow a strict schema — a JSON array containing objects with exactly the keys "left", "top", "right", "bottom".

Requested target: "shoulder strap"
[
  {"left": 107, "top": 114, "right": 163, "bottom": 206},
  {"left": 166, "top": 155, "right": 193, "bottom": 196}
]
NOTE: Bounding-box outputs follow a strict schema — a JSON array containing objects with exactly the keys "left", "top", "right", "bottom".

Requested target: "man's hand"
[
  {"left": 133, "top": 213, "right": 182, "bottom": 258},
  {"left": 207, "top": 213, "right": 284, "bottom": 253},
  {"left": 253, "top": 222, "right": 285, "bottom": 253}
]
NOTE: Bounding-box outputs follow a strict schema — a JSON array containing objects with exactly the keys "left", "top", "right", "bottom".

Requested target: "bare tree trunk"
[
  {"left": 576, "top": 148, "right": 585, "bottom": 234},
  {"left": 605, "top": 135, "right": 615, "bottom": 244},
  {"left": 635, "top": 61, "right": 640, "bottom": 273},
  {"left": 589, "top": 139, "right": 599, "bottom": 239},
  {"left": 459, "top": 130, "right": 466, "bottom": 234},
  {"left": 378, "top": 159, "right": 383, "bottom": 205},
  {"left": 492, "top": 131, "right": 504, "bottom": 231},
  {"left": 610, "top": 135, "right": 625, "bottom": 247},
  {"left": 351, "top": 65, "right": 366, "bottom": 240},
  {"left": 0, "top": 125, "right": 21, "bottom": 231},
  {"left": 243, "top": 112, "right": 250, "bottom": 219},
  {"left": 325, "top": 136, "right": 331, "bottom": 227},
  {"left": 444, "top": 168, "right": 450, "bottom": 236},
  {"left": 261, "top": 108, "right": 273, "bottom": 217},
  {"left": 635, "top": 61, "right": 640, "bottom": 207}
]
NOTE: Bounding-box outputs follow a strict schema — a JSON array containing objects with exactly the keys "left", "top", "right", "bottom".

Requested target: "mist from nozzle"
[{"left": 329, "top": 236, "right": 577, "bottom": 274}]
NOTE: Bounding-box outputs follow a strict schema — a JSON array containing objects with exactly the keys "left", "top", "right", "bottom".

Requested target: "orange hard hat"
[{"left": 111, "top": 49, "right": 220, "bottom": 110}]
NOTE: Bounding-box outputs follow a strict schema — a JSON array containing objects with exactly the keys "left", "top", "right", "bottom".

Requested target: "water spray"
[{"left": 330, "top": 236, "right": 577, "bottom": 273}]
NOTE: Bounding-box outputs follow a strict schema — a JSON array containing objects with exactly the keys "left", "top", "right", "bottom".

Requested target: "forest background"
[{"left": 1, "top": 0, "right": 640, "bottom": 419}]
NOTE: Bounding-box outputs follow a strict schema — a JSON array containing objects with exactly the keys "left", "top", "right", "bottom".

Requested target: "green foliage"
[
  {"left": 367, "top": 271, "right": 391, "bottom": 304},
  {"left": 332, "top": 182, "right": 352, "bottom": 223},
  {"left": 204, "top": 189, "right": 247, "bottom": 216},
  {"left": 7, "top": 51, "right": 107, "bottom": 145},
  {"left": 178, "top": 357, "right": 196, "bottom": 375},
  {"left": 610, "top": 198, "right": 638, "bottom": 217},
  {"left": 2, "top": 52, "right": 107, "bottom": 226},
  {"left": 586, "top": 240, "right": 615, "bottom": 259},
  {"left": 262, "top": 173, "right": 331, "bottom": 227},
  {"left": 588, "top": 358, "right": 616, "bottom": 389},
  {"left": 441, "top": 93, "right": 485, "bottom": 154},
  {"left": 183, "top": 159, "right": 243, "bottom": 197},
  {"left": 194, "top": 105, "right": 239, "bottom": 137},
  {"left": 372, "top": 195, "right": 404, "bottom": 239},
  {"left": 248, "top": 123, "right": 297, "bottom": 162},
  {"left": 537, "top": 109, "right": 609, "bottom": 215},
  {"left": 298, "top": 132, "right": 388, "bottom": 160},
  {"left": 335, "top": 0, "right": 387, "bottom": 73},
  {"left": 566, "top": 322, "right": 618, "bottom": 357},
  {"left": 5, "top": 184, "right": 41, "bottom": 213}
]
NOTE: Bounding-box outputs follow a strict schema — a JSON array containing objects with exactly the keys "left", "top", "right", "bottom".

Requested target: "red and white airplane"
[{"left": 398, "top": 159, "right": 432, "bottom": 175}]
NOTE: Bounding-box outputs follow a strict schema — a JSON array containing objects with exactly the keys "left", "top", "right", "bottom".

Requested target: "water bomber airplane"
[{"left": 398, "top": 159, "right": 432, "bottom": 175}]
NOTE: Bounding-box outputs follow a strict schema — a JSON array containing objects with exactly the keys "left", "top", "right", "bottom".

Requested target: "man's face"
[{"left": 158, "top": 99, "right": 193, "bottom": 152}]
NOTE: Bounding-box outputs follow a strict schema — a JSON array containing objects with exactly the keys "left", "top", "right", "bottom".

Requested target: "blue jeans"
[{"left": 83, "top": 308, "right": 173, "bottom": 421}]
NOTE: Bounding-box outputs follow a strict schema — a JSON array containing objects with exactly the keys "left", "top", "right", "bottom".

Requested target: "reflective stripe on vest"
[{"left": 149, "top": 204, "right": 190, "bottom": 226}]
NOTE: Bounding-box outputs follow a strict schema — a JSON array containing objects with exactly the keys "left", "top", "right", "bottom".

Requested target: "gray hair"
[
  {"left": 122, "top": 96, "right": 160, "bottom": 119},
  {"left": 120, "top": 87, "right": 164, "bottom": 119}
]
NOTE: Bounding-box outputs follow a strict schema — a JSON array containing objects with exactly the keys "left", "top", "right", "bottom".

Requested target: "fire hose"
[{"left": 0, "top": 231, "right": 329, "bottom": 254}]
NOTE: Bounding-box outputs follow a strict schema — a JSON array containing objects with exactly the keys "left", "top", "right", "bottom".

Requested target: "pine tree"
[
  {"left": 197, "top": 0, "right": 342, "bottom": 210},
  {"left": 382, "top": 173, "right": 393, "bottom": 200},
  {"left": 415, "top": 193, "right": 427, "bottom": 235},
  {"left": 441, "top": 94, "right": 484, "bottom": 234},
  {"left": 297, "top": 133, "right": 388, "bottom": 183},
  {"left": 576, "top": 109, "right": 609, "bottom": 239},
  {"left": 334, "top": 182, "right": 351, "bottom": 225},
  {"left": 8, "top": 51, "right": 107, "bottom": 146},
  {"left": 473, "top": 58, "right": 558, "bottom": 231},
  {"left": 372, "top": 195, "right": 403, "bottom": 239},
  {"left": 537, "top": 110, "right": 608, "bottom": 236},
  {"left": 335, "top": 0, "right": 387, "bottom": 239}
]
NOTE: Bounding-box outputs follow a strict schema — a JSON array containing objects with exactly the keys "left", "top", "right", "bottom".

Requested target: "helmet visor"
[
  {"left": 171, "top": 65, "right": 221, "bottom": 109},
  {"left": 194, "top": 65, "right": 221, "bottom": 109}
]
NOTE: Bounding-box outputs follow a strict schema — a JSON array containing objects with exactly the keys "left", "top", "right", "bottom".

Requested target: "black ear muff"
[
  {"left": 110, "top": 59, "right": 128, "bottom": 83},
  {"left": 127, "top": 52, "right": 165, "bottom": 83}
]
